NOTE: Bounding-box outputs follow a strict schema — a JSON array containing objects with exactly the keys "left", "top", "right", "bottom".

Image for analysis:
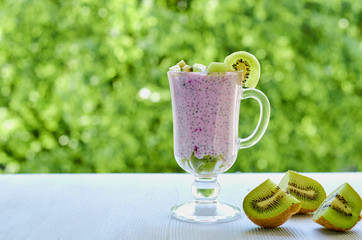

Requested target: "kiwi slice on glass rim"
[
  {"left": 312, "top": 183, "right": 362, "bottom": 231},
  {"left": 279, "top": 170, "right": 327, "bottom": 214},
  {"left": 224, "top": 51, "right": 260, "bottom": 88},
  {"left": 243, "top": 179, "right": 301, "bottom": 228}
]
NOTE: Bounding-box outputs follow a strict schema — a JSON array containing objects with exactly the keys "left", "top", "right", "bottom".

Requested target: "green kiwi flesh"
[
  {"left": 312, "top": 183, "right": 362, "bottom": 231},
  {"left": 206, "top": 62, "right": 229, "bottom": 72},
  {"left": 224, "top": 51, "right": 260, "bottom": 88},
  {"left": 279, "top": 170, "right": 326, "bottom": 213},
  {"left": 243, "top": 179, "right": 301, "bottom": 228}
]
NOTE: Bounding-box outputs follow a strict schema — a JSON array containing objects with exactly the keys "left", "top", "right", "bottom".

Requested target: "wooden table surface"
[{"left": 0, "top": 173, "right": 361, "bottom": 240}]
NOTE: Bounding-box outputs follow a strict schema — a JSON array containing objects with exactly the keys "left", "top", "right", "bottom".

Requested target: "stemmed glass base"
[
  {"left": 171, "top": 201, "right": 240, "bottom": 223},
  {"left": 170, "top": 177, "right": 241, "bottom": 223}
]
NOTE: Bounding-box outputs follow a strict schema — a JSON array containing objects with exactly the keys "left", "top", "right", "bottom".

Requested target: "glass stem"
[{"left": 192, "top": 177, "right": 220, "bottom": 203}]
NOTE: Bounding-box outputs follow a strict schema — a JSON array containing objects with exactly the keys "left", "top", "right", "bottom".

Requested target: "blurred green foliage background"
[{"left": 0, "top": 0, "right": 361, "bottom": 173}]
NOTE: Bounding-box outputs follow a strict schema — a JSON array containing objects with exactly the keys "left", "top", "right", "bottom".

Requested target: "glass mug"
[{"left": 168, "top": 71, "right": 270, "bottom": 223}]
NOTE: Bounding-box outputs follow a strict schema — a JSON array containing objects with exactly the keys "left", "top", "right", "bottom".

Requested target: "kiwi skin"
[
  {"left": 298, "top": 206, "right": 316, "bottom": 214},
  {"left": 246, "top": 202, "right": 301, "bottom": 228}
]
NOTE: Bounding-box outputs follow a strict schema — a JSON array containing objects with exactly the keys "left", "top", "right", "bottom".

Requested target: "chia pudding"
[{"left": 168, "top": 72, "right": 242, "bottom": 177}]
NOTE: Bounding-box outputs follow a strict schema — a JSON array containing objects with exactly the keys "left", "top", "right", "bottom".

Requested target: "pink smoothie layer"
[{"left": 168, "top": 72, "right": 241, "bottom": 173}]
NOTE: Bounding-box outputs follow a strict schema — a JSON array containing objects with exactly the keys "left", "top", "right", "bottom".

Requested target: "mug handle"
[{"left": 239, "top": 88, "right": 270, "bottom": 149}]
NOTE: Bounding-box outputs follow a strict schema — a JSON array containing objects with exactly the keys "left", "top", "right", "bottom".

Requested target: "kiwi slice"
[
  {"left": 224, "top": 51, "right": 260, "bottom": 88},
  {"left": 312, "top": 183, "right": 362, "bottom": 231},
  {"left": 243, "top": 179, "right": 301, "bottom": 228},
  {"left": 206, "top": 62, "right": 229, "bottom": 72},
  {"left": 279, "top": 170, "right": 326, "bottom": 214}
]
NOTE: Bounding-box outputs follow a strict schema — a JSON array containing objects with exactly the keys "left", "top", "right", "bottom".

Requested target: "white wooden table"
[{"left": 0, "top": 173, "right": 361, "bottom": 239}]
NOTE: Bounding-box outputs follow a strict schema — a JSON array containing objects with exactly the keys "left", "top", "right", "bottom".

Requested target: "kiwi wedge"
[
  {"left": 312, "top": 183, "right": 362, "bottom": 231},
  {"left": 169, "top": 60, "right": 187, "bottom": 71},
  {"left": 206, "top": 62, "right": 229, "bottom": 72},
  {"left": 279, "top": 170, "right": 326, "bottom": 214},
  {"left": 181, "top": 65, "right": 193, "bottom": 72},
  {"left": 177, "top": 60, "right": 186, "bottom": 68},
  {"left": 243, "top": 179, "right": 301, "bottom": 228},
  {"left": 224, "top": 51, "right": 260, "bottom": 88}
]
